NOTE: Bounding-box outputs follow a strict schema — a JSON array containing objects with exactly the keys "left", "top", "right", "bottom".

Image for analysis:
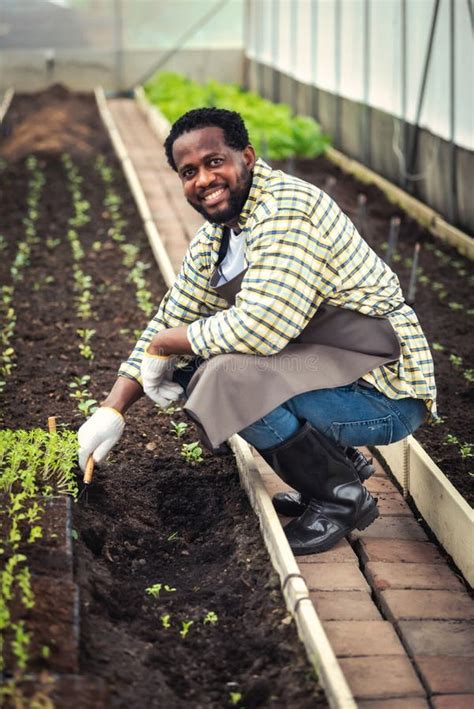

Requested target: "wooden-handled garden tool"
[{"left": 78, "top": 456, "right": 95, "bottom": 502}]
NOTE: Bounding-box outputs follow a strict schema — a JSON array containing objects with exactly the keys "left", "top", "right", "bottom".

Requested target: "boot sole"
[{"left": 288, "top": 505, "right": 380, "bottom": 556}]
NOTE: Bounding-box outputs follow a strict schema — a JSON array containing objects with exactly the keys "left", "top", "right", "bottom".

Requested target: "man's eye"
[
  {"left": 182, "top": 169, "right": 194, "bottom": 179},
  {"left": 210, "top": 158, "right": 223, "bottom": 166}
]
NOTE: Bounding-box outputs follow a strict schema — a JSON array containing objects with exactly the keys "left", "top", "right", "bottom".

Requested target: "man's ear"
[{"left": 243, "top": 145, "right": 256, "bottom": 170}]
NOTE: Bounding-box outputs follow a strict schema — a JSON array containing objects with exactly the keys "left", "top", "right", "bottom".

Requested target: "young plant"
[
  {"left": 203, "top": 611, "right": 218, "bottom": 625},
  {"left": 170, "top": 420, "right": 188, "bottom": 438},
  {"left": 179, "top": 620, "right": 194, "bottom": 639},
  {"left": 160, "top": 614, "right": 171, "bottom": 629},
  {"left": 181, "top": 442, "right": 203, "bottom": 464}
]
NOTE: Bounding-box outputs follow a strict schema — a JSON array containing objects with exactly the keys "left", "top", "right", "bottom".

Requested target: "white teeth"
[{"left": 204, "top": 188, "right": 225, "bottom": 201}]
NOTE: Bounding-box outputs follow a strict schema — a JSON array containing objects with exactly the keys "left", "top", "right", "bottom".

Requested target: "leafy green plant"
[
  {"left": 160, "top": 614, "right": 171, "bottom": 629},
  {"left": 144, "top": 72, "right": 331, "bottom": 159},
  {"left": 146, "top": 583, "right": 176, "bottom": 598},
  {"left": 179, "top": 620, "right": 194, "bottom": 638},
  {"left": 181, "top": 442, "right": 203, "bottom": 464},
  {"left": 203, "top": 611, "right": 218, "bottom": 625},
  {"left": 170, "top": 420, "right": 188, "bottom": 438},
  {"left": 449, "top": 354, "right": 463, "bottom": 368}
]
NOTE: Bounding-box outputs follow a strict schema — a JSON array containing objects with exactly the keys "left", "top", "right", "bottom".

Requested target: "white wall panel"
[
  {"left": 339, "top": 0, "right": 364, "bottom": 103},
  {"left": 455, "top": 0, "right": 474, "bottom": 149},
  {"left": 246, "top": 0, "right": 473, "bottom": 150},
  {"left": 276, "top": 0, "right": 292, "bottom": 73},
  {"left": 369, "top": 0, "right": 400, "bottom": 114},
  {"left": 419, "top": 0, "right": 450, "bottom": 142},
  {"left": 295, "top": 0, "right": 312, "bottom": 83},
  {"left": 315, "top": 0, "right": 336, "bottom": 91}
]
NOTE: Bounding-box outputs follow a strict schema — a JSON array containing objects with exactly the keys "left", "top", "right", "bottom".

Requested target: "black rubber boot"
[
  {"left": 260, "top": 422, "right": 379, "bottom": 555},
  {"left": 272, "top": 446, "right": 375, "bottom": 517}
]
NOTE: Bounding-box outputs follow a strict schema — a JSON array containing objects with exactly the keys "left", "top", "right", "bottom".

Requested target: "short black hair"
[{"left": 164, "top": 107, "right": 250, "bottom": 171}]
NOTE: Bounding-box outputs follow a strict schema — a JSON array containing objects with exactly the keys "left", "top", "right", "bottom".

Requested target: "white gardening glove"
[
  {"left": 77, "top": 406, "right": 125, "bottom": 472},
  {"left": 140, "top": 350, "right": 183, "bottom": 407}
]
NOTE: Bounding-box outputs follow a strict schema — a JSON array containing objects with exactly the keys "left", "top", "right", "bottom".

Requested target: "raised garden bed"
[{"left": 0, "top": 86, "right": 325, "bottom": 708}]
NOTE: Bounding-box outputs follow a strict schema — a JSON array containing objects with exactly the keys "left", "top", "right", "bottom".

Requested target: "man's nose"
[{"left": 195, "top": 166, "right": 215, "bottom": 188}]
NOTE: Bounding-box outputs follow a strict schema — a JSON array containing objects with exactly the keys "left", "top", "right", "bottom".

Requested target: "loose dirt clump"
[{"left": 0, "top": 84, "right": 109, "bottom": 160}]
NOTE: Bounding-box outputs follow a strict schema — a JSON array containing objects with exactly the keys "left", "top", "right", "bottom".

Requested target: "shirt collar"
[{"left": 237, "top": 158, "right": 272, "bottom": 232}]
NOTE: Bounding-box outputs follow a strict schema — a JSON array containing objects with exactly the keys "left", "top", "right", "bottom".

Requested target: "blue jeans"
[{"left": 238, "top": 380, "right": 428, "bottom": 450}]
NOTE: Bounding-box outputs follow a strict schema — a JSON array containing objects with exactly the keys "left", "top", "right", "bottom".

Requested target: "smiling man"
[{"left": 78, "top": 107, "right": 436, "bottom": 555}]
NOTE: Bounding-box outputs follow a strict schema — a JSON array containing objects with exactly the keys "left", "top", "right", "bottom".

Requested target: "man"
[{"left": 78, "top": 108, "right": 435, "bottom": 555}]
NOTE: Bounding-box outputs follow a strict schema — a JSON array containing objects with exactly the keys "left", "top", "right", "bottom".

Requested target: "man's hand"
[
  {"left": 77, "top": 406, "right": 125, "bottom": 472},
  {"left": 140, "top": 349, "right": 183, "bottom": 406}
]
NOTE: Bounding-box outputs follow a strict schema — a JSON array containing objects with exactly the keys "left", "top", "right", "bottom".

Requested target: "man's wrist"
[{"left": 101, "top": 376, "right": 143, "bottom": 415}]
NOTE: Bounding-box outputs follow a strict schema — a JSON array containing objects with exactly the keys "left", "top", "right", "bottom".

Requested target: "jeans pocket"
[{"left": 329, "top": 414, "right": 393, "bottom": 447}]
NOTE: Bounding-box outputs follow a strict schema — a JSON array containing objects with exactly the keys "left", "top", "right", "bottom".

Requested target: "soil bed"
[
  {"left": 0, "top": 87, "right": 325, "bottom": 708},
  {"left": 273, "top": 158, "right": 473, "bottom": 505}
]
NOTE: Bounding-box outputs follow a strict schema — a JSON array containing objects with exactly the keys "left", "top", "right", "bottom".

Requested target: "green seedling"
[
  {"left": 46, "top": 237, "right": 61, "bottom": 250},
  {"left": 463, "top": 369, "right": 474, "bottom": 383},
  {"left": 449, "top": 353, "right": 463, "bottom": 368},
  {"left": 448, "top": 302, "right": 463, "bottom": 312},
  {"left": 229, "top": 692, "right": 243, "bottom": 706},
  {"left": 77, "top": 399, "right": 98, "bottom": 416},
  {"left": 167, "top": 531, "right": 180, "bottom": 542},
  {"left": 460, "top": 443, "right": 473, "bottom": 459},
  {"left": 431, "top": 342, "right": 444, "bottom": 352},
  {"left": 179, "top": 620, "right": 194, "bottom": 638},
  {"left": 145, "top": 583, "right": 162, "bottom": 598},
  {"left": 203, "top": 611, "right": 218, "bottom": 625},
  {"left": 181, "top": 442, "right": 203, "bottom": 464},
  {"left": 444, "top": 434, "right": 459, "bottom": 446},
  {"left": 41, "top": 645, "right": 51, "bottom": 659},
  {"left": 145, "top": 583, "right": 176, "bottom": 598},
  {"left": 170, "top": 420, "right": 188, "bottom": 438},
  {"left": 161, "top": 614, "right": 171, "bottom": 629}
]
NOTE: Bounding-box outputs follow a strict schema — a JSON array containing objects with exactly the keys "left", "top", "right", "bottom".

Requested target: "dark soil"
[
  {"left": 273, "top": 159, "right": 474, "bottom": 506},
  {"left": 0, "top": 87, "right": 325, "bottom": 708}
]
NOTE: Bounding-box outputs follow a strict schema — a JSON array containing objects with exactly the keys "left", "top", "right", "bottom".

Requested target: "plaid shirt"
[{"left": 120, "top": 159, "right": 436, "bottom": 413}]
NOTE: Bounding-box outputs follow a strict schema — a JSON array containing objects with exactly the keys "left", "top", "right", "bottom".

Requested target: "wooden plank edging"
[
  {"left": 377, "top": 437, "right": 474, "bottom": 587},
  {"left": 326, "top": 146, "right": 474, "bottom": 260},
  {"left": 0, "top": 87, "right": 14, "bottom": 124},
  {"left": 96, "top": 87, "right": 357, "bottom": 708}
]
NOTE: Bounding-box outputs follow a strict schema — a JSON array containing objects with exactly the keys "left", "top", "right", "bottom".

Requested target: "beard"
[{"left": 188, "top": 164, "right": 252, "bottom": 224}]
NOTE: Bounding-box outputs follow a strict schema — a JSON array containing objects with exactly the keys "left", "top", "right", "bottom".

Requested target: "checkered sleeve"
[
  {"left": 187, "top": 212, "right": 332, "bottom": 357},
  {"left": 118, "top": 237, "right": 224, "bottom": 382}
]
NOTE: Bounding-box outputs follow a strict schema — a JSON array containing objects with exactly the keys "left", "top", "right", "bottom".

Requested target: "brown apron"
[{"left": 184, "top": 249, "right": 401, "bottom": 450}]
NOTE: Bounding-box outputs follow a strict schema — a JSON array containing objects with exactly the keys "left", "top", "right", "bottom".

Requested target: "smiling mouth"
[{"left": 201, "top": 187, "right": 227, "bottom": 206}]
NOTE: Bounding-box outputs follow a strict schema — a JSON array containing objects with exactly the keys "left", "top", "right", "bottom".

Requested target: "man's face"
[{"left": 172, "top": 127, "right": 256, "bottom": 226}]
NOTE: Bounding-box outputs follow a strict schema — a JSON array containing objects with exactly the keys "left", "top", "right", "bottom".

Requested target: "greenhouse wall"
[
  {"left": 245, "top": 0, "right": 474, "bottom": 234},
  {"left": 0, "top": 0, "right": 244, "bottom": 91}
]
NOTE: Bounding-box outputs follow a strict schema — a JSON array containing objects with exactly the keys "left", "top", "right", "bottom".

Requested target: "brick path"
[{"left": 107, "top": 97, "right": 474, "bottom": 707}]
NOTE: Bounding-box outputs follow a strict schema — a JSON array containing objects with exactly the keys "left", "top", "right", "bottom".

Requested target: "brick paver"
[
  {"left": 339, "top": 655, "right": 426, "bottom": 699},
  {"left": 378, "top": 590, "right": 474, "bottom": 621},
  {"left": 358, "top": 538, "right": 446, "bottom": 565},
  {"left": 416, "top": 656, "right": 474, "bottom": 694},
  {"left": 365, "top": 562, "right": 465, "bottom": 590},
  {"left": 358, "top": 700, "right": 429, "bottom": 708},
  {"left": 108, "top": 97, "right": 474, "bottom": 706},
  {"left": 309, "top": 591, "right": 382, "bottom": 620},
  {"left": 399, "top": 620, "right": 474, "bottom": 656},
  {"left": 323, "top": 620, "right": 406, "bottom": 656},
  {"left": 431, "top": 696, "right": 474, "bottom": 708},
  {"left": 351, "top": 515, "right": 428, "bottom": 541},
  {"left": 303, "top": 562, "right": 371, "bottom": 592}
]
